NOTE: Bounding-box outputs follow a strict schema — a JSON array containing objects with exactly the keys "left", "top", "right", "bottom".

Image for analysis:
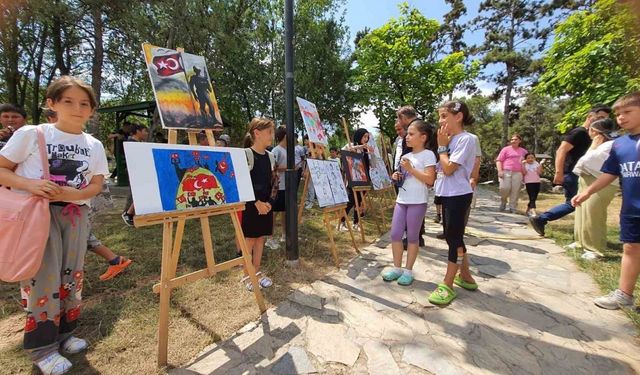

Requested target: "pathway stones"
[{"left": 178, "top": 187, "right": 640, "bottom": 375}]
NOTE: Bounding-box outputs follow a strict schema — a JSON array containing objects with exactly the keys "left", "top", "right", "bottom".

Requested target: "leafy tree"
[
  {"left": 351, "top": 3, "right": 478, "bottom": 139},
  {"left": 535, "top": 0, "right": 640, "bottom": 131}
]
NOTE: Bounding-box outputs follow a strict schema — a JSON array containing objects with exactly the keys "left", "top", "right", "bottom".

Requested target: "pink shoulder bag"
[{"left": 0, "top": 127, "right": 51, "bottom": 282}]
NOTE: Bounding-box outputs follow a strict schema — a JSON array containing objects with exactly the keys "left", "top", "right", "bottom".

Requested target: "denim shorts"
[{"left": 620, "top": 216, "right": 640, "bottom": 244}]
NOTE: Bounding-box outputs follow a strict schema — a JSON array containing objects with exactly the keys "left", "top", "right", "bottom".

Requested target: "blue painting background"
[{"left": 152, "top": 149, "right": 240, "bottom": 211}]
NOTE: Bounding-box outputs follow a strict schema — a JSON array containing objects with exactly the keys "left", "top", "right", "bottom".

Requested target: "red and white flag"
[{"left": 153, "top": 53, "right": 184, "bottom": 76}]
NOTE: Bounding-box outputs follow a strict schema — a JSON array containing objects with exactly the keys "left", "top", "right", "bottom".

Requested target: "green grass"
[{"left": 0, "top": 194, "right": 393, "bottom": 374}]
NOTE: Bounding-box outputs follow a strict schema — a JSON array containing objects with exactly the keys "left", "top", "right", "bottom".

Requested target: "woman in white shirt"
[{"left": 572, "top": 118, "right": 619, "bottom": 259}]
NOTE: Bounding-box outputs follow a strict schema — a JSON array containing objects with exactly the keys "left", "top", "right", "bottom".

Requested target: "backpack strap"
[
  {"left": 244, "top": 148, "right": 255, "bottom": 171},
  {"left": 266, "top": 150, "right": 276, "bottom": 171},
  {"left": 35, "top": 126, "right": 49, "bottom": 180}
]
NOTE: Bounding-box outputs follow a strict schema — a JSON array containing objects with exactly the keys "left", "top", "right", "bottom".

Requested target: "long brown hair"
[
  {"left": 243, "top": 117, "right": 275, "bottom": 147},
  {"left": 439, "top": 100, "right": 475, "bottom": 126},
  {"left": 46, "top": 76, "right": 98, "bottom": 109}
]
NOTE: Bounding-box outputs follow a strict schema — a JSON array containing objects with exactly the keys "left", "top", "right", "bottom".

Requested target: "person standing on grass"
[
  {"left": 428, "top": 101, "right": 478, "bottom": 306},
  {"left": 240, "top": 118, "right": 276, "bottom": 292},
  {"left": 522, "top": 153, "right": 544, "bottom": 217},
  {"left": 530, "top": 105, "right": 611, "bottom": 236},
  {"left": 496, "top": 133, "right": 528, "bottom": 213},
  {"left": 266, "top": 126, "right": 287, "bottom": 250},
  {"left": 382, "top": 120, "right": 436, "bottom": 286},
  {"left": 573, "top": 92, "right": 640, "bottom": 310},
  {"left": 0, "top": 76, "right": 110, "bottom": 375},
  {"left": 571, "top": 118, "right": 619, "bottom": 260},
  {"left": 43, "top": 109, "right": 132, "bottom": 281}
]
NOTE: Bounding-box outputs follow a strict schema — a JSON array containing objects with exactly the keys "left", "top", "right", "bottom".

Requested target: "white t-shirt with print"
[
  {"left": 272, "top": 144, "right": 286, "bottom": 190},
  {"left": 397, "top": 149, "right": 437, "bottom": 204},
  {"left": 0, "top": 123, "right": 110, "bottom": 205}
]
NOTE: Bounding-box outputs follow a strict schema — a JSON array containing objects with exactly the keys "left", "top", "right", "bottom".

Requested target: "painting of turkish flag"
[
  {"left": 152, "top": 53, "right": 184, "bottom": 76},
  {"left": 124, "top": 142, "right": 255, "bottom": 215},
  {"left": 142, "top": 43, "right": 223, "bottom": 130}
]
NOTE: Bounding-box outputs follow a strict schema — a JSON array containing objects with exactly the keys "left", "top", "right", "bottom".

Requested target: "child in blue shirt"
[{"left": 573, "top": 91, "right": 640, "bottom": 310}]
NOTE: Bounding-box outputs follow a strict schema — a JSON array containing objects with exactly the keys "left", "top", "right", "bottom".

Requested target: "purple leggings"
[{"left": 390, "top": 203, "right": 428, "bottom": 244}]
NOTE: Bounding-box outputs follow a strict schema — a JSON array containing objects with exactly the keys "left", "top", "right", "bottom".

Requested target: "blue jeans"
[{"left": 538, "top": 172, "right": 579, "bottom": 224}]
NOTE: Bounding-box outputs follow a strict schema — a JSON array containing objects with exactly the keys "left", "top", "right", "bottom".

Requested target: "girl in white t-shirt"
[
  {"left": 0, "top": 76, "right": 109, "bottom": 375},
  {"left": 382, "top": 120, "right": 436, "bottom": 286}
]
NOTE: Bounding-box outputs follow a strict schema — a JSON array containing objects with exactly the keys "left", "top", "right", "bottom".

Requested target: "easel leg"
[
  {"left": 200, "top": 217, "right": 217, "bottom": 273},
  {"left": 230, "top": 213, "right": 266, "bottom": 313},
  {"left": 342, "top": 208, "right": 360, "bottom": 254},
  {"left": 353, "top": 190, "right": 365, "bottom": 242},
  {"left": 297, "top": 166, "right": 310, "bottom": 224},
  {"left": 158, "top": 222, "right": 174, "bottom": 367},
  {"left": 367, "top": 193, "right": 382, "bottom": 235},
  {"left": 322, "top": 211, "right": 340, "bottom": 268}
]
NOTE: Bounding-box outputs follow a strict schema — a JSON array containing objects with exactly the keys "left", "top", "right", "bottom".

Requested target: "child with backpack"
[
  {"left": 240, "top": 118, "right": 277, "bottom": 291},
  {"left": 0, "top": 76, "right": 110, "bottom": 375}
]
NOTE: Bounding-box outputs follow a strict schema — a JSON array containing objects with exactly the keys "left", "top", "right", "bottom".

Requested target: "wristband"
[{"left": 437, "top": 146, "right": 449, "bottom": 154}]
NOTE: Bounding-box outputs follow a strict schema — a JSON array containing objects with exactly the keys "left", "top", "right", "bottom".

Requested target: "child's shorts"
[
  {"left": 87, "top": 231, "right": 102, "bottom": 251},
  {"left": 620, "top": 216, "right": 640, "bottom": 244}
]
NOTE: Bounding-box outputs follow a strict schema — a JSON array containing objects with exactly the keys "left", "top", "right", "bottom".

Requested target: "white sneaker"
[
  {"left": 336, "top": 222, "right": 347, "bottom": 232},
  {"left": 581, "top": 250, "right": 601, "bottom": 261},
  {"left": 564, "top": 242, "right": 582, "bottom": 250},
  {"left": 279, "top": 236, "right": 285, "bottom": 243},
  {"left": 265, "top": 238, "right": 279, "bottom": 250},
  {"left": 594, "top": 289, "right": 634, "bottom": 310},
  {"left": 353, "top": 223, "right": 360, "bottom": 232},
  {"left": 61, "top": 336, "right": 88, "bottom": 354},
  {"left": 305, "top": 202, "right": 313, "bottom": 209},
  {"left": 36, "top": 352, "right": 72, "bottom": 375}
]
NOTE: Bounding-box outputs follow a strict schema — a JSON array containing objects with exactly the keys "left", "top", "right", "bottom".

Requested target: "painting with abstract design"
[
  {"left": 142, "top": 43, "right": 223, "bottom": 130},
  {"left": 370, "top": 157, "right": 392, "bottom": 190},
  {"left": 306, "top": 159, "right": 349, "bottom": 207},
  {"left": 123, "top": 142, "right": 255, "bottom": 215},
  {"left": 296, "top": 97, "right": 327, "bottom": 145},
  {"left": 340, "top": 151, "right": 371, "bottom": 188}
]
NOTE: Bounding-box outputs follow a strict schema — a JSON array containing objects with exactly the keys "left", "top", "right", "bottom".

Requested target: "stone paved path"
[{"left": 173, "top": 188, "right": 640, "bottom": 375}]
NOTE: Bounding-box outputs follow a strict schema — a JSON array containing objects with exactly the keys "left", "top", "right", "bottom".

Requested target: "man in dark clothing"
[{"left": 530, "top": 105, "right": 611, "bottom": 236}]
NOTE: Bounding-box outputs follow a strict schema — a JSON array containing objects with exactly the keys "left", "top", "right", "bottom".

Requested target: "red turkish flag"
[
  {"left": 194, "top": 174, "right": 218, "bottom": 189},
  {"left": 153, "top": 53, "right": 184, "bottom": 76}
]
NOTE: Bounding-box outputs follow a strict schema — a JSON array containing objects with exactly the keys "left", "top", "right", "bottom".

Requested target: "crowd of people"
[{"left": 0, "top": 74, "right": 639, "bottom": 374}]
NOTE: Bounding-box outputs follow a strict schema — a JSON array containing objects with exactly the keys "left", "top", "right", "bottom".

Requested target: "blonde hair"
[{"left": 243, "top": 117, "right": 274, "bottom": 147}]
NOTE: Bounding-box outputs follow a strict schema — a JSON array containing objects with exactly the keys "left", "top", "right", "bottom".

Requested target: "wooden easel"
[
  {"left": 321, "top": 203, "right": 360, "bottom": 267},
  {"left": 136, "top": 127, "right": 266, "bottom": 367},
  {"left": 297, "top": 141, "right": 325, "bottom": 224},
  {"left": 370, "top": 185, "right": 396, "bottom": 234}
]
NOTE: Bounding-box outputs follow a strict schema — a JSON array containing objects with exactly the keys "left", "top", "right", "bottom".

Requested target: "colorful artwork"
[
  {"left": 123, "top": 143, "right": 255, "bottom": 215},
  {"left": 306, "top": 159, "right": 349, "bottom": 207},
  {"left": 142, "top": 43, "right": 223, "bottom": 130},
  {"left": 370, "top": 157, "right": 392, "bottom": 190},
  {"left": 367, "top": 133, "right": 382, "bottom": 160},
  {"left": 296, "top": 97, "right": 327, "bottom": 145},
  {"left": 340, "top": 151, "right": 371, "bottom": 188}
]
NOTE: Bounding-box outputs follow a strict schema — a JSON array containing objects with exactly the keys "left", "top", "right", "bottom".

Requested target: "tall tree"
[{"left": 471, "top": 0, "right": 548, "bottom": 146}]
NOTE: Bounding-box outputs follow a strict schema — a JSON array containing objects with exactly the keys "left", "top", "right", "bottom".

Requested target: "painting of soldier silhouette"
[
  {"left": 142, "top": 43, "right": 223, "bottom": 130},
  {"left": 123, "top": 143, "right": 255, "bottom": 215}
]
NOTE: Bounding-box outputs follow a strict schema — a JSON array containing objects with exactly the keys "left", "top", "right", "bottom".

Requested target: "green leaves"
[{"left": 536, "top": 0, "right": 640, "bottom": 131}]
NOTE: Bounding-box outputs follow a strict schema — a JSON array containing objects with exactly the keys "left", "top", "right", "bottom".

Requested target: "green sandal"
[
  {"left": 454, "top": 275, "right": 478, "bottom": 291},
  {"left": 428, "top": 284, "right": 457, "bottom": 305}
]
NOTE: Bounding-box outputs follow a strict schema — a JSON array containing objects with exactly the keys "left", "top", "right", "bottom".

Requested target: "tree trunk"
[
  {"left": 502, "top": 73, "right": 513, "bottom": 147},
  {"left": 0, "top": 8, "right": 20, "bottom": 105},
  {"left": 31, "top": 27, "right": 48, "bottom": 123},
  {"left": 52, "top": 14, "right": 69, "bottom": 75},
  {"left": 91, "top": 5, "right": 104, "bottom": 104}
]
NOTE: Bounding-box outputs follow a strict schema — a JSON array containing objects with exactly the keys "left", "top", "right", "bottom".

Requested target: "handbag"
[{"left": 0, "top": 127, "right": 51, "bottom": 282}]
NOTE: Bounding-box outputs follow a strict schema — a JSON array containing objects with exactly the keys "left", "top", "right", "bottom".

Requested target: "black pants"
[
  {"left": 342, "top": 188, "right": 366, "bottom": 224},
  {"left": 525, "top": 183, "right": 541, "bottom": 209},
  {"left": 442, "top": 193, "right": 473, "bottom": 264}
]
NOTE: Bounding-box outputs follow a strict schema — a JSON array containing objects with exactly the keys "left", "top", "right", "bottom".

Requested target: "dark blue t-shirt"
[{"left": 601, "top": 133, "right": 640, "bottom": 217}]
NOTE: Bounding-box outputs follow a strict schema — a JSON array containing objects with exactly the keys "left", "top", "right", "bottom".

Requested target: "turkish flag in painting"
[{"left": 153, "top": 53, "right": 184, "bottom": 76}]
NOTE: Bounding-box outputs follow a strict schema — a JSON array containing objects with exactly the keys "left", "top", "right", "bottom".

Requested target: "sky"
[{"left": 339, "top": 0, "right": 497, "bottom": 133}]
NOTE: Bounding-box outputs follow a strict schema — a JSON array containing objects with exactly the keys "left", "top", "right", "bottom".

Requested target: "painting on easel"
[
  {"left": 340, "top": 151, "right": 371, "bottom": 188},
  {"left": 370, "top": 159, "right": 392, "bottom": 190},
  {"left": 306, "top": 159, "right": 349, "bottom": 207},
  {"left": 123, "top": 142, "right": 255, "bottom": 215},
  {"left": 296, "top": 97, "right": 328, "bottom": 145},
  {"left": 142, "top": 43, "right": 223, "bottom": 130}
]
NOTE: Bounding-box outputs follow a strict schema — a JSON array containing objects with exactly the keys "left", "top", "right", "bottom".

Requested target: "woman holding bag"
[{"left": 0, "top": 76, "right": 109, "bottom": 375}]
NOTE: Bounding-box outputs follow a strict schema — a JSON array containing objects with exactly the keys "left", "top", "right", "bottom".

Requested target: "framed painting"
[
  {"left": 306, "top": 159, "right": 349, "bottom": 207},
  {"left": 142, "top": 43, "right": 223, "bottom": 130},
  {"left": 340, "top": 151, "right": 371, "bottom": 188},
  {"left": 123, "top": 142, "right": 255, "bottom": 215}
]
